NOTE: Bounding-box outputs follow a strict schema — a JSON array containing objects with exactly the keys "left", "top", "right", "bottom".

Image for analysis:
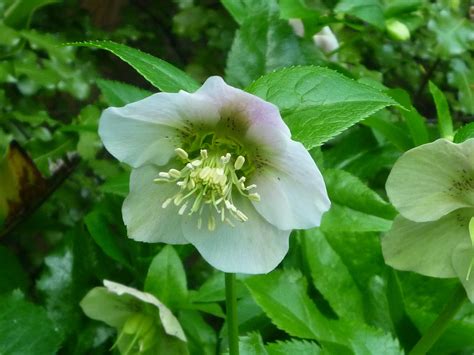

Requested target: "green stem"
[
  {"left": 409, "top": 284, "right": 466, "bottom": 355},
  {"left": 225, "top": 273, "right": 239, "bottom": 355}
]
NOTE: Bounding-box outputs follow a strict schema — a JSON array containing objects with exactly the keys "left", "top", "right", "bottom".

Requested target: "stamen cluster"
[{"left": 154, "top": 147, "right": 260, "bottom": 231}]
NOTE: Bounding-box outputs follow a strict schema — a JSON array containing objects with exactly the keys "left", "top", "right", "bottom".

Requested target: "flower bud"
[{"left": 385, "top": 19, "right": 410, "bottom": 41}]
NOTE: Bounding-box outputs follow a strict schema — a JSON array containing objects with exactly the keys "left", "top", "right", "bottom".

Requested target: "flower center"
[{"left": 154, "top": 147, "right": 260, "bottom": 231}]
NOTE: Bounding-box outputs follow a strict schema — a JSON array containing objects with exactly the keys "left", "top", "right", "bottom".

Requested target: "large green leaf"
[
  {"left": 246, "top": 66, "right": 397, "bottom": 148},
  {"left": 3, "top": 0, "right": 60, "bottom": 29},
  {"left": 0, "top": 291, "right": 62, "bottom": 354},
  {"left": 72, "top": 41, "right": 200, "bottom": 93},
  {"left": 301, "top": 229, "right": 365, "bottom": 322},
  {"left": 145, "top": 246, "right": 188, "bottom": 309}
]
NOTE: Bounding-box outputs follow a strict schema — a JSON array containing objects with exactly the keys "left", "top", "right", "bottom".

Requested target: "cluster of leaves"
[{"left": 0, "top": 0, "right": 473, "bottom": 354}]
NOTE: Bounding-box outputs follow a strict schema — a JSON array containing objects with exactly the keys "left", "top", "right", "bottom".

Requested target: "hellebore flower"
[
  {"left": 99, "top": 76, "right": 330, "bottom": 274},
  {"left": 382, "top": 138, "right": 474, "bottom": 301},
  {"left": 80, "top": 280, "right": 187, "bottom": 354}
]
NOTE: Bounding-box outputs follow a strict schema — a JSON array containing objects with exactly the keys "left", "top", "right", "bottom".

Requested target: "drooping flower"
[
  {"left": 382, "top": 138, "right": 474, "bottom": 301},
  {"left": 80, "top": 280, "right": 187, "bottom": 354},
  {"left": 99, "top": 76, "right": 330, "bottom": 274}
]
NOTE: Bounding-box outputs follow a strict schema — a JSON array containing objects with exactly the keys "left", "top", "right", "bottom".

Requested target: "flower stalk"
[
  {"left": 409, "top": 284, "right": 466, "bottom": 355},
  {"left": 225, "top": 273, "right": 239, "bottom": 355}
]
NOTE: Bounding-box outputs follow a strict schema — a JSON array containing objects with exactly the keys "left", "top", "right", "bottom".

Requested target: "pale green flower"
[
  {"left": 382, "top": 138, "right": 474, "bottom": 301},
  {"left": 80, "top": 280, "right": 187, "bottom": 354},
  {"left": 99, "top": 76, "right": 330, "bottom": 274}
]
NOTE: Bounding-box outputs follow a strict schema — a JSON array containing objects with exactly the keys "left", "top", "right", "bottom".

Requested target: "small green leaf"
[
  {"left": 71, "top": 41, "right": 200, "bottom": 93},
  {"left": 247, "top": 66, "right": 397, "bottom": 148},
  {"left": 429, "top": 81, "right": 453, "bottom": 139},
  {"left": 0, "top": 291, "right": 62, "bottom": 354},
  {"left": 221, "top": 0, "right": 270, "bottom": 25},
  {"left": 335, "top": 0, "right": 385, "bottom": 29},
  {"left": 454, "top": 123, "right": 474, "bottom": 143},
  {"left": 97, "top": 79, "right": 152, "bottom": 107},
  {"left": 3, "top": 0, "right": 60, "bottom": 29},
  {"left": 145, "top": 246, "right": 188, "bottom": 309}
]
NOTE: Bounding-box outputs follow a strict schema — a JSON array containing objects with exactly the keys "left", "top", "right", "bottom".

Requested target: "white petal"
[
  {"left": 382, "top": 210, "right": 473, "bottom": 278},
  {"left": 386, "top": 138, "right": 474, "bottom": 222},
  {"left": 250, "top": 140, "right": 330, "bottom": 230},
  {"left": 123, "top": 165, "right": 187, "bottom": 244},
  {"left": 103, "top": 280, "right": 187, "bottom": 342},
  {"left": 99, "top": 91, "right": 220, "bottom": 168},
  {"left": 196, "top": 76, "right": 291, "bottom": 155},
  {"left": 181, "top": 196, "right": 290, "bottom": 274}
]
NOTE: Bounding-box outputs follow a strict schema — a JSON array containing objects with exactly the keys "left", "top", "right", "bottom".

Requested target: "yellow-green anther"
[
  {"left": 234, "top": 155, "right": 245, "bottom": 170},
  {"left": 175, "top": 148, "right": 188, "bottom": 160},
  {"left": 169, "top": 169, "right": 181, "bottom": 178}
]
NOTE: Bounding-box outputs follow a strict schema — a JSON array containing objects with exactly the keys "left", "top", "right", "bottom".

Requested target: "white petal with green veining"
[
  {"left": 452, "top": 244, "right": 474, "bottom": 302},
  {"left": 250, "top": 140, "right": 330, "bottom": 230},
  {"left": 181, "top": 195, "right": 290, "bottom": 274},
  {"left": 386, "top": 139, "right": 474, "bottom": 222},
  {"left": 382, "top": 209, "right": 473, "bottom": 278},
  {"left": 123, "top": 165, "right": 187, "bottom": 244}
]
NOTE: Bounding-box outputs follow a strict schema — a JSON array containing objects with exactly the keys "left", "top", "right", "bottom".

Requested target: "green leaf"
[
  {"left": 97, "top": 79, "right": 152, "bottom": 107},
  {"left": 226, "top": 3, "right": 305, "bottom": 88},
  {"left": 322, "top": 204, "right": 392, "bottom": 233},
  {"left": 98, "top": 172, "right": 130, "bottom": 197},
  {"left": 387, "top": 88, "right": 429, "bottom": 146},
  {"left": 237, "top": 332, "right": 268, "bottom": 355},
  {"left": 84, "top": 206, "right": 131, "bottom": 269},
  {"left": 178, "top": 310, "right": 217, "bottom": 355},
  {"left": 145, "top": 246, "right": 188, "bottom": 309},
  {"left": 266, "top": 339, "right": 322, "bottom": 355},
  {"left": 335, "top": 0, "right": 385, "bottom": 29},
  {"left": 429, "top": 81, "right": 453, "bottom": 139},
  {"left": 72, "top": 41, "right": 200, "bottom": 93},
  {"left": 220, "top": 0, "right": 270, "bottom": 25},
  {"left": 247, "top": 66, "right": 397, "bottom": 148},
  {"left": 324, "top": 169, "right": 397, "bottom": 220},
  {"left": 3, "top": 0, "right": 60, "bottom": 29},
  {"left": 454, "top": 123, "right": 474, "bottom": 143},
  {"left": 428, "top": 9, "right": 474, "bottom": 57},
  {"left": 301, "top": 229, "right": 365, "bottom": 322},
  {"left": 363, "top": 115, "right": 413, "bottom": 151},
  {"left": 448, "top": 59, "right": 474, "bottom": 115},
  {"left": 190, "top": 272, "right": 225, "bottom": 303},
  {"left": 244, "top": 269, "right": 337, "bottom": 342},
  {"left": 0, "top": 291, "right": 62, "bottom": 354},
  {"left": 0, "top": 246, "right": 28, "bottom": 294},
  {"left": 279, "top": 0, "right": 320, "bottom": 19}
]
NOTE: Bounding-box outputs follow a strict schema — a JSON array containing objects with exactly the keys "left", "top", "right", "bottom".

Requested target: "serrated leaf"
[
  {"left": 145, "top": 246, "right": 188, "bottom": 309},
  {"left": 71, "top": 41, "right": 200, "bottom": 93},
  {"left": 301, "top": 229, "right": 365, "bottom": 322},
  {"left": 247, "top": 66, "right": 397, "bottom": 148},
  {"left": 96, "top": 79, "right": 152, "bottom": 107},
  {"left": 0, "top": 291, "right": 62, "bottom": 354}
]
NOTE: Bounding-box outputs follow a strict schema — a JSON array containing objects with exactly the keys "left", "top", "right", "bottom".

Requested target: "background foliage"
[{"left": 0, "top": 0, "right": 473, "bottom": 354}]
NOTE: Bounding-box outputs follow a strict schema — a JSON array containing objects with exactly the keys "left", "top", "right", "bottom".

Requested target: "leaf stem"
[
  {"left": 409, "top": 284, "right": 466, "bottom": 355},
  {"left": 225, "top": 273, "right": 239, "bottom": 355}
]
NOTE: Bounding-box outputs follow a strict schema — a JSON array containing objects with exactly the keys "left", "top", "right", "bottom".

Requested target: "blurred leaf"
[
  {"left": 0, "top": 291, "right": 62, "bottom": 354},
  {"left": 73, "top": 41, "right": 200, "bottom": 93},
  {"left": 335, "top": 0, "right": 385, "bottom": 29},
  {"left": 247, "top": 66, "right": 397, "bottom": 149},
  {"left": 363, "top": 115, "right": 413, "bottom": 151},
  {"left": 279, "top": 0, "right": 321, "bottom": 19},
  {"left": 454, "top": 123, "right": 474, "bottom": 143},
  {"left": 3, "top": 0, "right": 60, "bottom": 29},
  {"left": 190, "top": 272, "right": 225, "bottom": 303},
  {"left": 179, "top": 310, "right": 217, "bottom": 355},
  {"left": 322, "top": 204, "right": 392, "bottom": 233},
  {"left": 429, "top": 81, "right": 453, "bottom": 139},
  {"left": 99, "top": 172, "right": 129, "bottom": 197},
  {"left": 220, "top": 0, "right": 270, "bottom": 25},
  {"left": 448, "top": 59, "right": 474, "bottom": 115},
  {"left": 266, "top": 339, "right": 322, "bottom": 355},
  {"left": 428, "top": 9, "right": 474, "bottom": 57},
  {"left": 226, "top": 1, "right": 305, "bottom": 88},
  {"left": 0, "top": 141, "right": 47, "bottom": 228},
  {"left": 145, "top": 245, "right": 188, "bottom": 309},
  {"left": 97, "top": 79, "right": 152, "bottom": 107},
  {"left": 237, "top": 332, "right": 268, "bottom": 355},
  {"left": 0, "top": 246, "right": 28, "bottom": 294}
]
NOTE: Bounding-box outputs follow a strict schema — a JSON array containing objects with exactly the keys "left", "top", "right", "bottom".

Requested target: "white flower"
[{"left": 99, "top": 76, "right": 330, "bottom": 274}]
